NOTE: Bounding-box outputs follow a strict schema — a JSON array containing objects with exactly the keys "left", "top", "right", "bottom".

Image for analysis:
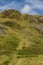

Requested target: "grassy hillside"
[{"left": 0, "top": 10, "right": 43, "bottom": 65}]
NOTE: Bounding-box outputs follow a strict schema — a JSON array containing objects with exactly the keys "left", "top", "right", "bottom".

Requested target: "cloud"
[
  {"left": 21, "top": 4, "right": 37, "bottom": 14},
  {"left": 25, "top": 0, "right": 43, "bottom": 9},
  {"left": 21, "top": 5, "right": 31, "bottom": 13},
  {"left": 0, "top": 0, "right": 43, "bottom": 15},
  {"left": 20, "top": 0, "right": 43, "bottom": 14},
  {"left": 0, "top": 1, "right": 21, "bottom": 10}
]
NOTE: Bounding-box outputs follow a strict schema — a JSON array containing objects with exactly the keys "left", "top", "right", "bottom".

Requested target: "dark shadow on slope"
[
  {"left": 2, "top": 21, "right": 25, "bottom": 30},
  {"left": 0, "top": 26, "right": 7, "bottom": 35},
  {"left": 17, "top": 43, "right": 43, "bottom": 58}
]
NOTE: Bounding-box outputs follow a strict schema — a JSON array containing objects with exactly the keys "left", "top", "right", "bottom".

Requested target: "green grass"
[
  {"left": 0, "top": 10, "right": 43, "bottom": 65},
  {"left": 17, "top": 35, "right": 43, "bottom": 58},
  {"left": 0, "top": 34, "right": 19, "bottom": 56},
  {"left": 1, "top": 61, "right": 10, "bottom": 65}
]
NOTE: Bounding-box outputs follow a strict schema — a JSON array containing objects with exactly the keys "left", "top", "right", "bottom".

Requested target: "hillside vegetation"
[{"left": 0, "top": 10, "right": 43, "bottom": 65}]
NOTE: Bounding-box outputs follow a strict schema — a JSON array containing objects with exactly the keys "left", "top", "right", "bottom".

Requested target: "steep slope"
[{"left": 0, "top": 10, "right": 43, "bottom": 65}]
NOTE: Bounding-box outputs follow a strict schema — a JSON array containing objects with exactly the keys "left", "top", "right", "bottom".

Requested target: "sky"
[{"left": 0, "top": 0, "right": 43, "bottom": 15}]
